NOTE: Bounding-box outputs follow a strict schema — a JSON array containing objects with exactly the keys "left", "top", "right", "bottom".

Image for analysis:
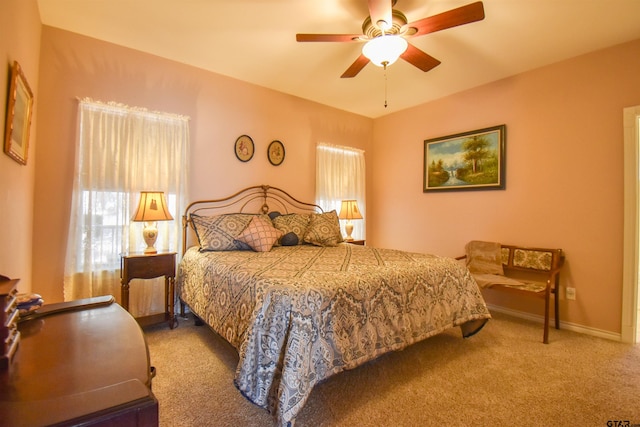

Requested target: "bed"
[{"left": 176, "top": 185, "right": 491, "bottom": 426}]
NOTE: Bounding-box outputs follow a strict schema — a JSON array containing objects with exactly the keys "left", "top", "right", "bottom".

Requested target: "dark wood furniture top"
[
  {"left": 121, "top": 252, "right": 177, "bottom": 329},
  {"left": 0, "top": 296, "right": 158, "bottom": 426}
]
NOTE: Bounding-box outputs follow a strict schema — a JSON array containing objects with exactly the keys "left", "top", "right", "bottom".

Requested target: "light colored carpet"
[{"left": 143, "top": 312, "right": 640, "bottom": 426}]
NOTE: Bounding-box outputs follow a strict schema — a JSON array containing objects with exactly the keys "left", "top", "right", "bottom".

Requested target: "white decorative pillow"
[
  {"left": 303, "top": 210, "right": 343, "bottom": 247},
  {"left": 236, "top": 215, "right": 283, "bottom": 252}
]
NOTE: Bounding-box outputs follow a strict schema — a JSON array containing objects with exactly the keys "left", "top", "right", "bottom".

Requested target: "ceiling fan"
[{"left": 296, "top": 0, "right": 485, "bottom": 78}]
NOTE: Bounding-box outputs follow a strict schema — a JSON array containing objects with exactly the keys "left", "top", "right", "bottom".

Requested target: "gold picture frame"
[
  {"left": 4, "top": 61, "right": 34, "bottom": 165},
  {"left": 423, "top": 125, "right": 506, "bottom": 192},
  {"left": 267, "top": 140, "right": 285, "bottom": 166},
  {"left": 234, "top": 134, "right": 255, "bottom": 162}
]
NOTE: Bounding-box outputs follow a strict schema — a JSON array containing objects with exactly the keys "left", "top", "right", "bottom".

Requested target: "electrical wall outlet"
[{"left": 566, "top": 287, "right": 576, "bottom": 300}]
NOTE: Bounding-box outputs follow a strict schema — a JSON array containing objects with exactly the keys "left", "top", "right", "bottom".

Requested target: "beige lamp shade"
[
  {"left": 338, "top": 200, "right": 363, "bottom": 221},
  {"left": 132, "top": 191, "right": 173, "bottom": 254},
  {"left": 339, "top": 200, "right": 363, "bottom": 241},
  {"left": 132, "top": 191, "right": 173, "bottom": 222}
]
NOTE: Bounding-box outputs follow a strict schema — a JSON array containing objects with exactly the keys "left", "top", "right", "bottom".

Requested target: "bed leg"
[
  {"left": 180, "top": 300, "right": 186, "bottom": 318},
  {"left": 178, "top": 299, "right": 203, "bottom": 325}
]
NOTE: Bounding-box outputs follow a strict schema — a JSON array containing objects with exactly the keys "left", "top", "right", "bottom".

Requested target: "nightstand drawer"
[{"left": 123, "top": 255, "right": 174, "bottom": 279}]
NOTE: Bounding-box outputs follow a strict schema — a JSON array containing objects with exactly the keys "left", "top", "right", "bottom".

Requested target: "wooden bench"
[{"left": 457, "top": 242, "right": 565, "bottom": 344}]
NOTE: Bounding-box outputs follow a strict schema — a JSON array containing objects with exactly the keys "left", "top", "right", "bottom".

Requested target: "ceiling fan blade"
[
  {"left": 407, "top": 1, "right": 485, "bottom": 37},
  {"left": 341, "top": 54, "right": 370, "bottom": 78},
  {"left": 368, "top": 0, "right": 393, "bottom": 31},
  {"left": 296, "top": 33, "right": 363, "bottom": 42},
  {"left": 401, "top": 44, "right": 441, "bottom": 72}
]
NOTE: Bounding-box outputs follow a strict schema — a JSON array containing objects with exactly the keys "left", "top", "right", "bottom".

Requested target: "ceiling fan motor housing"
[{"left": 362, "top": 9, "right": 413, "bottom": 39}]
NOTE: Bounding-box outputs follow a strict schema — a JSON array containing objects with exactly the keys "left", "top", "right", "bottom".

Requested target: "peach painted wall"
[
  {"left": 33, "top": 26, "right": 372, "bottom": 303},
  {"left": 26, "top": 17, "right": 640, "bottom": 335},
  {"left": 0, "top": 0, "right": 41, "bottom": 292},
  {"left": 369, "top": 38, "right": 640, "bottom": 334}
]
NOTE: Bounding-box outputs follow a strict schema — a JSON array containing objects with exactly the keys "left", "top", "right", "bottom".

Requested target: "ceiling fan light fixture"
[{"left": 362, "top": 35, "right": 408, "bottom": 67}]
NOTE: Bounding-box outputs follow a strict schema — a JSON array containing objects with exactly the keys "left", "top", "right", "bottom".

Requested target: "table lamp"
[
  {"left": 338, "top": 200, "right": 363, "bottom": 242},
  {"left": 132, "top": 191, "right": 173, "bottom": 254}
]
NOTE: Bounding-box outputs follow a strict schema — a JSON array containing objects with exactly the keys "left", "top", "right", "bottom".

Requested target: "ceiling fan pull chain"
[{"left": 383, "top": 62, "right": 388, "bottom": 108}]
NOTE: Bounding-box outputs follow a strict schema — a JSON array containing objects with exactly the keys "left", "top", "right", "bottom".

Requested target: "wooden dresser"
[
  {"left": 0, "top": 295, "right": 158, "bottom": 426},
  {"left": 0, "top": 276, "right": 20, "bottom": 369}
]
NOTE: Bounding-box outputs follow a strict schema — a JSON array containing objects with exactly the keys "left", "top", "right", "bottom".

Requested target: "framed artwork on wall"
[
  {"left": 3, "top": 61, "right": 34, "bottom": 165},
  {"left": 423, "top": 125, "right": 506, "bottom": 192},
  {"left": 268, "top": 140, "right": 285, "bottom": 166},
  {"left": 234, "top": 134, "right": 254, "bottom": 162}
]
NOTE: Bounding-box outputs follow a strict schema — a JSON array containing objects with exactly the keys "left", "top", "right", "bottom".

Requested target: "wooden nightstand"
[
  {"left": 121, "top": 252, "right": 177, "bottom": 329},
  {"left": 345, "top": 240, "right": 365, "bottom": 245}
]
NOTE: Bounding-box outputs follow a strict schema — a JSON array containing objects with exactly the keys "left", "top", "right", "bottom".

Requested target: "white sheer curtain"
[
  {"left": 316, "top": 143, "right": 366, "bottom": 240},
  {"left": 64, "top": 99, "right": 189, "bottom": 316}
]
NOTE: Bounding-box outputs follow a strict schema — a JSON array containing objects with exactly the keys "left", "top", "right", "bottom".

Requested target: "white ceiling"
[{"left": 37, "top": 0, "right": 640, "bottom": 118}]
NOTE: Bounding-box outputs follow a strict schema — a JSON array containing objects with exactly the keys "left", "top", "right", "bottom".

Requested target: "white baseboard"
[{"left": 486, "top": 304, "right": 622, "bottom": 342}]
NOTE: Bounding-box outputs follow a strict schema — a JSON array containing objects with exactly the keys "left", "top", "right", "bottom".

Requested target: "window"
[
  {"left": 316, "top": 143, "right": 366, "bottom": 240},
  {"left": 77, "top": 190, "right": 128, "bottom": 270},
  {"left": 63, "top": 99, "right": 189, "bottom": 316}
]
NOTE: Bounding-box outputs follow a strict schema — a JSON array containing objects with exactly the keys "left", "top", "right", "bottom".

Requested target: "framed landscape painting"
[
  {"left": 423, "top": 125, "right": 506, "bottom": 192},
  {"left": 3, "top": 61, "right": 34, "bottom": 165}
]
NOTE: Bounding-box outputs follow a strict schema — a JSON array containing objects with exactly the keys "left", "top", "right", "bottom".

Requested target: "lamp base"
[
  {"left": 142, "top": 222, "right": 158, "bottom": 255},
  {"left": 344, "top": 221, "right": 354, "bottom": 242}
]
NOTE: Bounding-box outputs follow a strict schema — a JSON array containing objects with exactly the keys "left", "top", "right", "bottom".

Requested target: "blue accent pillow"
[
  {"left": 268, "top": 211, "right": 282, "bottom": 220},
  {"left": 280, "top": 231, "right": 299, "bottom": 246}
]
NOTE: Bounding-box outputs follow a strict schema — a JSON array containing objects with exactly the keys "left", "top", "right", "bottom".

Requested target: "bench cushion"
[
  {"left": 472, "top": 273, "right": 547, "bottom": 293},
  {"left": 464, "top": 241, "right": 554, "bottom": 294}
]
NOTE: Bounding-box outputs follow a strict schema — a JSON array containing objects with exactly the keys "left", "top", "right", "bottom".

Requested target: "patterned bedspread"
[{"left": 177, "top": 244, "right": 491, "bottom": 426}]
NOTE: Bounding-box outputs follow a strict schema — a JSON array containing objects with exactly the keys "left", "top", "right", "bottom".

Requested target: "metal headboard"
[{"left": 182, "top": 184, "right": 323, "bottom": 253}]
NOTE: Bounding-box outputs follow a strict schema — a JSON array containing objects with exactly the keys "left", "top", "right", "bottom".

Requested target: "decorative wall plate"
[
  {"left": 268, "top": 140, "right": 285, "bottom": 166},
  {"left": 234, "top": 135, "right": 254, "bottom": 162}
]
